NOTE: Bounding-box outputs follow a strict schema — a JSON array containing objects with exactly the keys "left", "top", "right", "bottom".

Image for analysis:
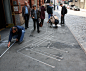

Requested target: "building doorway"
[
  {"left": 29, "top": 0, "right": 32, "bottom": 8},
  {"left": 0, "top": 0, "right": 6, "bottom": 29}
]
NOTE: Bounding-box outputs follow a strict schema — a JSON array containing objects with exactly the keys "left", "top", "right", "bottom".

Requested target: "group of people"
[
  {"left": 7, "top": 1, "right": 46, "bottom": 47},
  {"left": 22, "top": 1, "right": 46, "bottom": 33},
  {"left": 7, "top": 1, "right": 66, "bottom": 48}
]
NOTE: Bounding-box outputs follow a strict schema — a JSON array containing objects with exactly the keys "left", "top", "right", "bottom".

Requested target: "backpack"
[
  {"left": 53, "top": 16, "right": 59, "bottom": 25},
  {"left": 64, "top": 6, "right": 67, "bottom": 14}
]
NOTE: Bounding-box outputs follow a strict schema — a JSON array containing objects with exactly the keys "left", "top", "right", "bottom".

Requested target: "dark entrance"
[
  {"left": 39, "top": 0, "right": 41, "bottom": 6},
  {"left": 29, "top": 0, "right": 32, "bottom": 8},
  {"left": 0, "top": 0, "right": 6, "bottom": 29}
]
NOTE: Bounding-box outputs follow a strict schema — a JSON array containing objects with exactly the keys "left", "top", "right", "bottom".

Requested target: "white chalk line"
[
  {"left": 0, "top": 41, "right": 16, "bottom": 58},
  {"left": 17, "top": 30, "right": 53, "bottom": 52},
  {"left": 47, "top": 41, "right": 69, "bottom": 53},
  {"left": 26, "top": 48, "right": 61, "bottom": 61},
  {"left": 18, "top": 52, "right": 55, "bottom": 68},
  {"left": 50, "top": 47, "right": 69, "bottom": 53},
  {"left": 17, "top": 31, "right": 53, "bottom": 52},
  {"left": 17, "top": 33, "right": 58, "bottom": 68},
  {"left": 32, "top": 49, "right": 63, "bottom": 59}
]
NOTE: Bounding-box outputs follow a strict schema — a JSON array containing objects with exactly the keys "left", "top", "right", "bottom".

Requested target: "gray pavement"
[
  {"left": 0, "top": 11, "right": 86, "bottom": 71},
  {"left": 55, "top": 6, "right": 86, "bottom": 53}
]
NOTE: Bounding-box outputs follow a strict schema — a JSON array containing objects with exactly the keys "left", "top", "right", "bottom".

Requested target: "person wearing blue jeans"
[
  {"left": 8, "top": 26, "right": 25, "bottom": 48},
  {"left": 47, "top": 4, "right": 53, "bottom": 22},
  {"left": 48, "top": 14, "right": 52, "bottom": 19}
]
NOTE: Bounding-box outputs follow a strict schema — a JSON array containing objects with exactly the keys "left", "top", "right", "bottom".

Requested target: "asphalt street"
[{"left": 0, "top": 10, "right": 86, "bottom": 71}]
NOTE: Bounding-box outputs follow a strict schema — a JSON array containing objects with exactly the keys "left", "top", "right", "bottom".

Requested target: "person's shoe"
[
  {"left": 18, "top": 40, "right": 23, "bottom": 44},
  {"left": 61, "top": 24, "right": 64, "bottom": 26},
  {"left": 25, "top": 27, "right": 27, "bottom": 29},
  {"left": 37, "top": 30, "right": 40, "bottom": 33},
  {"left": 50, "top": 25, "right": 52, "bottom": 28},
  {"left": 55, "top": 26, "right": 58, "bottom": 28}
]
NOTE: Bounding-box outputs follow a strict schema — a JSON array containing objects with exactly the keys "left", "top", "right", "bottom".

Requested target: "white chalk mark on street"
[
  {"left": 18, "top": 52, "right": 55, "bottom": 68},
  {"left": 0, "top": 41, "right": 16, "bottom": 58}
]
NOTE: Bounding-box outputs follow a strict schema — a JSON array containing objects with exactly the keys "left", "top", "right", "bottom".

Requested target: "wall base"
[{"left": 15, "top": 13, "right": 25, "bottom": 26}]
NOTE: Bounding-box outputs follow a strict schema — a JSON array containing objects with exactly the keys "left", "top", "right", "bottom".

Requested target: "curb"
[{"left": 66, "top": 24, "right": 86, "bottom": 54}]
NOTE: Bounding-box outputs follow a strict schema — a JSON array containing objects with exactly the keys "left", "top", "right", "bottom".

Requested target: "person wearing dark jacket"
[
  {"left": 7, "top": 26, "right": 25, "bottom": 47},
  {"left": 60, "top": 3, "right": 65, "bottom": 25},
  {"left": 22, "top": 1, "right": 30, "bottom": 29},
  {"left": 31, "top": 5, "right": 40, "bottom": 33},
  {"left": 40, "top": 4, "right": 46, "bottom": 26},
  {"left": 47, "top": 4, "right": 53, "bottom": 19}
]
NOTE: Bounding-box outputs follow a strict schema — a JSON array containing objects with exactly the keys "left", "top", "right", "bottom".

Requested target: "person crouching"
[
  {"left": 7, "top": 26, "right": 25, "bottom": 47},
  {"left": 47, "top": 15, "right": 59, "bottom": 28}
]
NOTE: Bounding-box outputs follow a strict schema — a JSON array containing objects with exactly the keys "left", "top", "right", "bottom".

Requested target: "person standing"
[
  {"left": 47, "top": 4, "right": 53, "bottom": 20},
  {"left": 31, "top": 5, "right": 40, "bottom": 33},
  {"left": 57, "top": 4, "right": 58, "bottom": 10},
  {"left": 60, "top": 3, "right": 66, "bottom": 25},
  {"left": 7, "top": 26, "right": 25, "bottom": 47},
  {"left": 22, "top": 1, "right": 30, "bottom": 29},
  {"left": 40, "top": 4, "right": 46, "bottom": 26}
]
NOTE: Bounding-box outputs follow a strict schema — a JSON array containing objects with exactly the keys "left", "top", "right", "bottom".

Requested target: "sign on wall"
[{"left": 14, "top": 6, "right": 18, "bottom": 11}]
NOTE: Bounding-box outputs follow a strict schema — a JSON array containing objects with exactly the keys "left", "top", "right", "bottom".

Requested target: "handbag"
[
  {"left": 53, "top": 16, "right": 59, "bottom": 25},
  {"left": 39, "top": 22, "right": 42, "bottom": 27}
]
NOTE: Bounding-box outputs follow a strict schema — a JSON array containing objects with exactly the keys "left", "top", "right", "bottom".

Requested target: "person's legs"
[
  {"left": 48, "top": 14, "right": 52, "bottom": 23},
  {"left": 33, "top": 19, "right": 36, "bottom": 30},
  {"left": 41, "top": 19, "right": 44, "bottom": 25},
  {"left": 19, "top": 30, "right": 25, "bottom": 43},
  {"left": 24, "top": 15, "right": 27, "bottom": 29},
  {"left": 63, "top": 15, "right": 65, "bottom": 24},
  {"left": 48, "top": 14, "right": 51, "bottom": 19},
  {"left": 27, "top": 15, "right": 29, "bottom": 28},
  {"left": 61, "top": 16, "right": 63, "bottom": 24},
  {"left": 37, "top": 19, "right": 40, "bottom": 33}
]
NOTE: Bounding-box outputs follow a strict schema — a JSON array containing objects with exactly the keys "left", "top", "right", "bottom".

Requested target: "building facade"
[
  {"left": 28, "top": 0, "right": 45, "bottom": 8},
  {"left": 0, "top": 0, "right": 15, "bottom": 29},
  {"left": 69, "top": 0, "right": 86, "bottom": 9},
  {"left": 0, "top": 0, "right": 51, "bottom": 29}
]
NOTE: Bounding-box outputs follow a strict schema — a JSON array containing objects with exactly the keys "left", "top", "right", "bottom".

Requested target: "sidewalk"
[
  {"left": 0, "top": 11, "right": 86, "bottom": 71},
  {"left": 55, "top": 6, "right": 86, "bottom": 53}
]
